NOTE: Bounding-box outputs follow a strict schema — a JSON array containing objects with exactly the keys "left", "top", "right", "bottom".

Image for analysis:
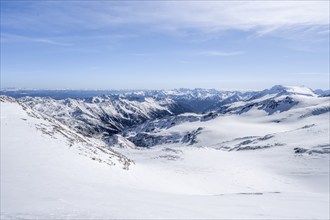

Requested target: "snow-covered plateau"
[{"left": 1, "top": 85, "right": 329, "bottom": 219}]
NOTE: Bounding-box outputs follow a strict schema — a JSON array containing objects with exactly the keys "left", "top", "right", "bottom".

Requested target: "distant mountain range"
[
  {"left": 1, "top": 85, "right": 329, "bottom": 149},
  {"left": 1, "top": 86, "right": 329, "bottom": 100}
]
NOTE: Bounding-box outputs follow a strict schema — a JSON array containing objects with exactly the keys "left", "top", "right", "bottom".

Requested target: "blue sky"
[{"left": 1, "top": 1, "right": 329, "bottom": 90}]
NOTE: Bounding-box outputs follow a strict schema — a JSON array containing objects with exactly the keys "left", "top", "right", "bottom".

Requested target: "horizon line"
[{"left": 1, "top": 84, "right": 329, "bottom": 92}]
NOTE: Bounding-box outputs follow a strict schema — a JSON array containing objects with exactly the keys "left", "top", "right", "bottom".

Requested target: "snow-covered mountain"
[
  {"left": 108, "top": 85, "right": 329, "bottom": 148},
  {"left": 13, "top": 89, "right": 240, "bottom": 140},
  {"left": 0, "top": 96, "right": 132, "bottom": 169},
  {"left": 216, "top": 85, "right": 321, "bottom": 115},
  {"left": 314, "top": 89, "right": 330, "bottom": 96},
  {"left": 1, "top": 85, "right": 329, "bottom": 219},
  {"left": 3, "top": 85, "right": 329, "bottom": 150},
  {"left": 19, "top": 95, "right": 187, "bottom": 137},
  {"left": 5, "top": 85, "right": 329, "bottom": 150},
  {"left": 128, "top": 88, "right": 261, "bottom": 113}
]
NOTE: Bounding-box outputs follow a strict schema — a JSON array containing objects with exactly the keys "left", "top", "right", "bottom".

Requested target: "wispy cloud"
[
  {"left": 193, "top": 51, "right": 245, "bottom": 57},
  {"left": 294, "top": 72, "right": 328, "bottom": 76},
  {"left": 1, "top": 33, "right": 72, "bottom": 46},
  {"left": 1, "top": 1, "right": 328, "bottom": 39}
]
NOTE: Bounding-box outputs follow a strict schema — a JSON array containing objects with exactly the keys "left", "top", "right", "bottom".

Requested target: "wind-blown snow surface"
[{"left": 1, "top": 86, "right": 330, "bottom": 219}]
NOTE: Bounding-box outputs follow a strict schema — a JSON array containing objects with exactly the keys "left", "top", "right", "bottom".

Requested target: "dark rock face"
[
  {"left": 261, "top": 96, "right": 298, "bottom": 114},
  {"left": 181, "top": 127, "right": 203, "bottom": 145},
  {"left": 126, "top": 127, "right": 204, "bottom": 148},
  {"left": 294, "top": 148, "right": 308, "bottom": 154},
  {"left": 294, "top": 145, "right": 330, "bottom": 154},
  {"left": 128, "top": 132, "right": 182, "bottom": 147},
  {"left": 217, "top": 96, "right": 299, "bottom": 115},
  {"left": 201, "top": 112, "right": 218, "bottom": 121}
]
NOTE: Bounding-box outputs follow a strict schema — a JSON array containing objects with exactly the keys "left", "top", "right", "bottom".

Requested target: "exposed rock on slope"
[{"left": 0, "top": 97, "right": 133, "bottom": 169}]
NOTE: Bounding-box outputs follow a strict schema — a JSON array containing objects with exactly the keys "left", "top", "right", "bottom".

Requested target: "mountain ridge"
[{"left": 1, "top": 85, "right": 329, "bottom": 149}]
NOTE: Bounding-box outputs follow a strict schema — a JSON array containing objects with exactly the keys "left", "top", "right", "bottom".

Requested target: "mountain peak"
[{"left": 268, "top": 85, "right": 316, "bottom": 97}]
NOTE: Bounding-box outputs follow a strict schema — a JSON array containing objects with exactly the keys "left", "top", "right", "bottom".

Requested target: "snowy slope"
[
  {"left": 1, "top": 86, "right": 329, "bottom": 219},
  {"left": 0, "top": 97, "right": 132, "bottom": 168}
]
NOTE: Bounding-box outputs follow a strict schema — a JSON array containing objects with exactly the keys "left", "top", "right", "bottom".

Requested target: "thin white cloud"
[
  {"left": 193, "top": 51, "right": 245, "bottom": 57},
  {"left": 1, "top": 33, "right": 72, "bottom": 46},
  {"left": 2, "top": 1, "right": 329, "bottom": 38},
  {"left": 152, "top": 2, "right": 329, "bottom": 33},
  {"left": 294, "top": 72, "right": 328, "bottom": 76}
]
